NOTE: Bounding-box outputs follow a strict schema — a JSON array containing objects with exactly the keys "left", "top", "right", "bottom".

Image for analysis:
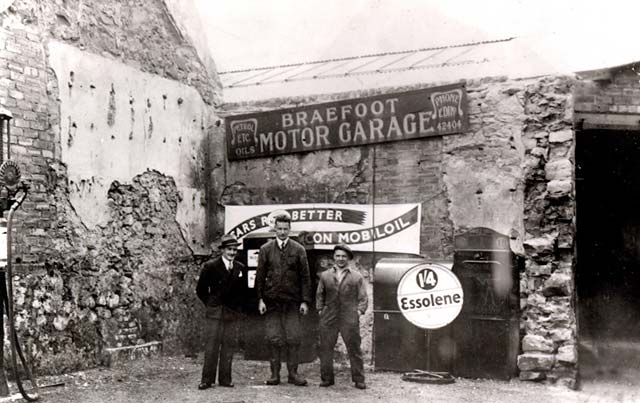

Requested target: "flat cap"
[{"left": 333, "top": 243, "right": 354, "bottom": 259}]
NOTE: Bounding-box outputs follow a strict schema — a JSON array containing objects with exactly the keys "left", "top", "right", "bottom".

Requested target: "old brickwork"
[
  {"left": 0, "top": 26, "right": 53, "bottom": 268},
  {"left": 373, "top": 138, "right": 451, "bottom": 257},
  {"left": 0, "top": 0, "right": 219, "bottom": 374},
  {"left": 8, "top": 0, "right": 221, "bottom": 105},
  {"left": 574, "top": 63, "right": 640, "bottom": 115},
  {"left": 221, "top": 76, "right": 578, "bottom": 386}
]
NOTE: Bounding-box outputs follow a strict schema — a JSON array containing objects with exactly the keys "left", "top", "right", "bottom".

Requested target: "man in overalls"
[{"left": 316, "top": 244, "right": 368, "bottom": 389}]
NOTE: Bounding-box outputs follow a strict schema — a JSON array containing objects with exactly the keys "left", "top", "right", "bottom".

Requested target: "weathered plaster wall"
[
  {"left": 0, "top": 0, "right": 220, "bottom": 374},
  {"left": 221, "top": 76, "right": 577, "bottom": 386},
  {"left": 442, "top": 82, "right": 526, "bottom": 253},
  {"left": 49, "top": 41, "right": 209, "bottom": 252}
]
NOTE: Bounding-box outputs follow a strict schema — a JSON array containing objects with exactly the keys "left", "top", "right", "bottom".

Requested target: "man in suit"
[
  {"left": 255, "top": 213, "right": 311, "bottom": 386},
  {"left": 316, "top": 244, "right": 367, "bottom": 390},
  {"left": 196, "top": 234, "right": 246, "bottom": 390}
]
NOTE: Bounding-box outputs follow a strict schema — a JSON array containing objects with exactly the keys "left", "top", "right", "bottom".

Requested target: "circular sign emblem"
[{"left": 397, "top": 263, "right": 464, "bottom": 329}]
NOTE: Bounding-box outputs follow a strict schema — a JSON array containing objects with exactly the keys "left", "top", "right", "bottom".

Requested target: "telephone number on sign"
[{"left": 437, "top": 120, "right": 463, "bottom": 132}]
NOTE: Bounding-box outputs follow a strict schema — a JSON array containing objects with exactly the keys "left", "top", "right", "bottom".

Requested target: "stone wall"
[
  {"left": 220, "top": 76, "right": 577, "bottom": 386},
  {"left": 14, "top": 169, "right": 203, "bottom": 372},
  {"left": 0, "top": 0, "right": 219, "bottom": 374},
  {"left": 519, "top": 78, "right": 577, "bottom": 388}
]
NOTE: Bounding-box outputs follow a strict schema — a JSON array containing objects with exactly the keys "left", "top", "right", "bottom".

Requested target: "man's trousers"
[
  {"left": 264, "top": 302, "right": 302, "bottom": 347},
  {"left": 201, "top": 317, "right": 237, "bottom": 385},
  {"left": 319, "top": 322, "right": 364, "bottom": 383}
]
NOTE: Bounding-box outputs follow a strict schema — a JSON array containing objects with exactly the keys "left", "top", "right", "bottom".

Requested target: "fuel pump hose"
[{"left": 5, "top": 188, "right": 39, "bottom": 401}]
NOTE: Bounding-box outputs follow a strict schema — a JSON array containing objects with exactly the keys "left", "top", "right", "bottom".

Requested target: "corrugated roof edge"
[{"left": 218, "top": 37, "right": 516, "bottom": 75}]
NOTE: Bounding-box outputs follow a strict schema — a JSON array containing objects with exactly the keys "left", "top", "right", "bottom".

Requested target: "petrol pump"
[{"left": 0, "top": 107, "right": 39, "bottom": 401}]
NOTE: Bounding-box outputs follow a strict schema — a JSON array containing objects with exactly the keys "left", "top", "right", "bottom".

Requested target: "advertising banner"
[{"left": 224, "top": 203, "right": 421, "bottom": 255}]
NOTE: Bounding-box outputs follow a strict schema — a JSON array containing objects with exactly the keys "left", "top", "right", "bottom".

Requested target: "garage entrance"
[{"left": 576, "top": 129, "right": 640, "bottom": 379}]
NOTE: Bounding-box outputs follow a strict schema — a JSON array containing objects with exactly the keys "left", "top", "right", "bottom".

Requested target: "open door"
[{"left": 576, "top": 129, "right": 640, "bottom": 381}]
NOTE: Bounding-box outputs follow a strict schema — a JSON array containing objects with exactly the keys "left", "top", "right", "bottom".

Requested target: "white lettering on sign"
[
  {"left": 266, "top": 96, "right": 443, "bottom": 154},
  {"left": 416, "top": 268, "right": 438, "bottom": 290},
  {"left": 227, "top": 85, "right": 468, "bottom": 160},
  {"left": 281, "top": 98, "right": 399, "bottom": 129},
  {"left": 224, "top": 203, "right": 422, "bottom": 255},
  {"left": 396, "top": 263, "right": 463, "bottom": 329}
]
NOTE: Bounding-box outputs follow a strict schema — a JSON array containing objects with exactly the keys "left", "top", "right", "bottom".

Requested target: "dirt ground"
[{"left": 2, "top": 351, "right": 637, "bottom": 403}]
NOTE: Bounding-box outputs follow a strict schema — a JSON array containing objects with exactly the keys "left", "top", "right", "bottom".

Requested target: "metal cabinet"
[
  {"left": 452, "top": 227, "right": 522, "bottom": 380},
  {"left": 373, "top": 258, "right": 454, "bottom": 372}
]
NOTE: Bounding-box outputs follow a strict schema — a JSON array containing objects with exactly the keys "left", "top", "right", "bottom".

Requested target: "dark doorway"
[{"left": 576, "top": 129, "right": 640, "bottom": 381}]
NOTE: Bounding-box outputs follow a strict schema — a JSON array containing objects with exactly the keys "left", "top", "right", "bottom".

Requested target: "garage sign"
[
  {"left": 397, "top": 263, "right": 463, "bottom": 329},
  {"left": 225, "top": 83, "right": 468, "bottom": 160}
]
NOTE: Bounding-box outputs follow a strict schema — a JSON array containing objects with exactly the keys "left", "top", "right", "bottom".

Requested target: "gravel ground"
[{"left": 1, "top": 353, "right": 636, "bottom": 403}]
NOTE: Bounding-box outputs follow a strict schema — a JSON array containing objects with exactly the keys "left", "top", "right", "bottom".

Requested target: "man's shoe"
[
  {"left": 287, "top": 374, "right": 308, "bottom": 386},
  {"left": 219, "top": 382, "right": 234, "bottom": 388},
  {"left": 319, "top": 380, "right": 334, "bottom": 387},
  {"left": 285, "top": 346, "right": 306, "bottom": 386},
  {"left": 266, "top": 348, "right": 282, "bottom": 386},
  {"left": 197, "top": 382, "right": 212, "bottom": 390},
  {"left": 355, "top": 381, "right": 367, "bottom": 390}
]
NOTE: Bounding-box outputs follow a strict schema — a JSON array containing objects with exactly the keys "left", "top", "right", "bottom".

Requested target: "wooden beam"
[{"left": 574, "top": 112, "right": 640, "bottom": 131}]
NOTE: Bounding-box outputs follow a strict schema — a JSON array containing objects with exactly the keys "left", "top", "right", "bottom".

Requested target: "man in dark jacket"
[
  {"left": 255, "top": 212, "right": 311, "bottom": 386},
  {"left": 196, "top": 234, "right": 246, "bottom": 390},
  {"left": 316, "top": 244, "right": 368, "bottom": 389}
]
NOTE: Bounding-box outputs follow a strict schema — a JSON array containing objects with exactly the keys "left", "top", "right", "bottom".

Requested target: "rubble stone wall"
[
  {"left": 221, "top": 76, "right": 577, "bottom": 386},
  {"left": 15, "top": 169, "right": 204, "bottom": 372},
  {"left": 518, "top": 78, "right": 577, "bottom": 388},
  {"left": 0, "top": 0, "right": 219, "bottom": 374}
]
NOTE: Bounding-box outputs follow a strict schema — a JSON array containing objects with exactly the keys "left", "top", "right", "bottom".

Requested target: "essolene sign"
[{"left": 396, "top": 263, "right": 463, "bottom": 329}]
